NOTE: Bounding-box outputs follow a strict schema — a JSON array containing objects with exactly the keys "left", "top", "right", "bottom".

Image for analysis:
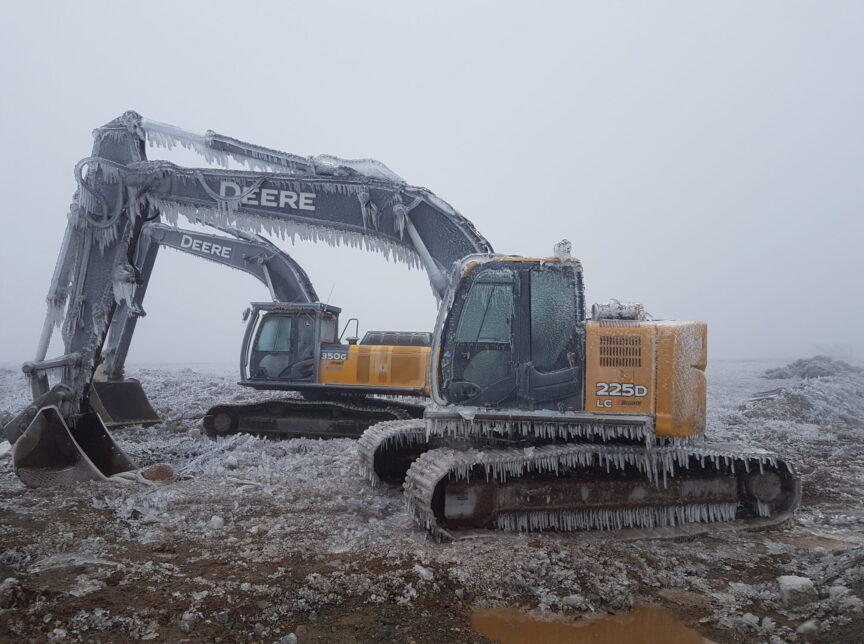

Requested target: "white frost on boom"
[
  {"left": 148, "top": 197, "right": 423, "bottom": 269},
  {"left": 141, "top": 118, "right": 406, "bottom": 184}
]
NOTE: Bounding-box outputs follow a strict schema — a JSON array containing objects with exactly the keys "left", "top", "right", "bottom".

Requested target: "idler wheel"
[{"left": 745, "top": 471, "right": 782, "bottom": 503}]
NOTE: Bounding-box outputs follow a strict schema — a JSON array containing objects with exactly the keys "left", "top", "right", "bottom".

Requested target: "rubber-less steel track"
[
  {"left": 357, "top": 419, "right": 428, "bottom": 486},
  {"left": 203, "top": 397, "right": 424, "bottom": 440},
  {"left": 403, "top": 441, "right": 801, "bottom": 540}
]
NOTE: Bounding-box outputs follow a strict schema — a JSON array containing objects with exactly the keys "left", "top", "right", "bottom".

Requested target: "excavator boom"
[
  {"left": 4, "top": 111, "right": 490, "bottom": 486},
  {"left": 92, "top": 222, "right": 322, "bottom": 427}
]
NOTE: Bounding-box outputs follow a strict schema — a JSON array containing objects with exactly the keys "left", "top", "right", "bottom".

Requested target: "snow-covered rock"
[
  {"left": 413, "top": 564, "right": 434, "bottom": 582},
  {"left": 795, "top": 619, "right": 819, "bottom": 636},
  {"left": 562, "top": 594, "right": 587, "bottom": 608},
  {"left": 777, "top": 575, "right": 817, "bottom": 608}
]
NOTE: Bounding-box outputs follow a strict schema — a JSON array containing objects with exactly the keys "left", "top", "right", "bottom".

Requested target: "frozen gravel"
[{"left": 1, "top": 358, "right": 863, "bottom": 643}]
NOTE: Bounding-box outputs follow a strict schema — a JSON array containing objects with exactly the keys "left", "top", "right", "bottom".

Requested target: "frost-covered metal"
[
  {"left": 402, "top": 441, "right": 801, "bottom": 540},
  {"left": 101, "top": 222, "right": 320, "bottom": 380},
  {"left": 5, "top": 111, "right": 491, "bottom": 487},
  {"left": 357, "top": 419, "right": 427, "bottom": 486},
  {"left": 22, "top": 111, "right": 490, "bottom": 406},
  {"left": 358, "top": 248, "right": 801, "bottom": 538}
]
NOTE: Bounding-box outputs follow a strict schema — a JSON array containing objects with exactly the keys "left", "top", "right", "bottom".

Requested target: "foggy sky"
[{"left": 1, "top": 1, "right": 862, "bottom": 370}]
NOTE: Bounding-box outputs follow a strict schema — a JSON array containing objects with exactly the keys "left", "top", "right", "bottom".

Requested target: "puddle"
[
  {"left": 771, "top": 529, "right": 864, "bottom": 551},
  {"left": 472, "top": 605, "right": 716, "bottom": 644}
]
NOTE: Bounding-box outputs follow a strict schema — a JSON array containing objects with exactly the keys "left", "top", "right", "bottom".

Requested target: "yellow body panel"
[
  {"left": 585, "top": 321, "right": 656, "bottom": 416},
  {"left": 318, "top": 345, "right": 431, "bottom": 394},
  {"left": 585, "top": 319, "right": 707, "bottom": 438}
]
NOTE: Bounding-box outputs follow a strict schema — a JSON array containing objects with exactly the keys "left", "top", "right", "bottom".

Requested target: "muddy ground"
[{"left": 1, "top": 357, "right": 862, "bottom": 643}]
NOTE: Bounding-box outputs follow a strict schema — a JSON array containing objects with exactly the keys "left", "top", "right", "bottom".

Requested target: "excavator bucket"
[
  {"left": 89, "top": 379, "right": 160, "bottom": 428},
  {"left": 11, "top": 406, "right": 137, "bottom": 488}
]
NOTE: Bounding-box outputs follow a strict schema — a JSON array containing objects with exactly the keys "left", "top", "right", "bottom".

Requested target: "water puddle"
[{"left": 472, "top": 605, "right": 716, "bottom": 644}]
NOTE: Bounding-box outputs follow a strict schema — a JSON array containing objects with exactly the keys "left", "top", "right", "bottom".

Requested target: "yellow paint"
[
  {"left": 585, "top": 321, "right": 655, "bottom": 416},
  {"left": 585, "top": 320, "right": 707, "bottom": 438},
  {"left": 318, "top": 344, "right": 430, "bottom": 394},
  {"left": 654, "top": 321, "right": 707, "bottom": 438}
]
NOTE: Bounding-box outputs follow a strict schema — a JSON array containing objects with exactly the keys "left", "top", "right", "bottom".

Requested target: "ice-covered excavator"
[
  {"left": 91, "top": 221, "right": 322, "bottom": 426},
  {"left": 3, "top": 111, "right": 491, "bottom": 487},
  {"left": 95, "top": 220, "right": 428, "bottom": 438},
  {"left": 358, "top": 244, "right": 801, "bottom": 538}
]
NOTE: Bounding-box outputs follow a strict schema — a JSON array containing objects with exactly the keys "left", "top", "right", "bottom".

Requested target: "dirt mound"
[
  {"left": 765, "top": 356, "right": 862, "bottom": 380},
  {"left": 742, "top": 363, "right": 864, "bottom": 429}
]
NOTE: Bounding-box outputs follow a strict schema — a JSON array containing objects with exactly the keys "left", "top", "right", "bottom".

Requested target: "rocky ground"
[{"left": 1, "top": 357, "right": 862, "bottom": 643}]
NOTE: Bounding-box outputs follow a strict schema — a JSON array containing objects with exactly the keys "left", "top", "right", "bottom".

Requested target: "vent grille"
[{"left": 599, "top": 335, "right": 642, "bottom": 367}]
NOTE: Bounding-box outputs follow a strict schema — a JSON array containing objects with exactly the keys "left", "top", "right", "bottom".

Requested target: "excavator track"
[
  {"left": 358, "top": 419, "right": 431, "bottom": 486},
  {"left": 203, "top": 397, "right": 424, "bottom": 440},
  {"left": 403, "top": 441, "right": 801, "bottom": 540}
]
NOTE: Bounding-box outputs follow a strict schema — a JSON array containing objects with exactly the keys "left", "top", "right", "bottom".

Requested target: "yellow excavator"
[
  {"left": 359, "top": 245, "right": 800, "bottom": 538},
  {"left": 3, "top": 113, "right": 800, "bottom": 540},
  {"left": 88, "top": 221, "right": 430, "bottom": 434}
]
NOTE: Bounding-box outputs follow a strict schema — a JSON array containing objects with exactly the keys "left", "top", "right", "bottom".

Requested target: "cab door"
[
  {"left": 437, "top": 261, "right": 584, "bottom": 410},
  {"left": 249, "top": 313, "right": 317, "bottom": 382}
]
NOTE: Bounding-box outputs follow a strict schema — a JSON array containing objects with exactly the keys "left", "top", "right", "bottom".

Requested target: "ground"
[{"left": 1, "top": 358, "right": 862, "bottom": 643}]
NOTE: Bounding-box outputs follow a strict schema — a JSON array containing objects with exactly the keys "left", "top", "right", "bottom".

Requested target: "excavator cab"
[
  {"left": 435, "top": 257, "right": 585, "bottom": 410},
  {"left": 241, "top": 302, "right": 340, "bottom": 387}
]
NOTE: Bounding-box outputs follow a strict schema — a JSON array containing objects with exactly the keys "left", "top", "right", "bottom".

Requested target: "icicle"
[
  {"left": 111, "top": 263, "right": 137, "bottom": 306},
  {"left": 427, "top": 416, "right": 651, "bottom": 444},
  {"left": 493, "top": 502, "right": 738, "bottom": 533},
  {"left": 148, "top": 197, "right": 422, "bottom": 269}
]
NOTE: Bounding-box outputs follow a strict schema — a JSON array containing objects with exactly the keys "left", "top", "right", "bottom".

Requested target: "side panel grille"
[{"left": 599, "top": 335, "right": 642, "bottom": 367}]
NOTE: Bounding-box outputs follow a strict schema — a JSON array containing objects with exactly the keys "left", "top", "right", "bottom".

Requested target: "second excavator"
[{"left": 97, "top": 220, "right": 429, "bottom": 439}]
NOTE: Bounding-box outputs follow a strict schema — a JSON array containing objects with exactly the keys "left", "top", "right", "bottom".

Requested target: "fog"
[{"left": 1, "top": 1, "right": 862, "bottom": 370}]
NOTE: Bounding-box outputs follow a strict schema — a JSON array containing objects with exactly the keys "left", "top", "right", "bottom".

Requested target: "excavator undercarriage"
[
  {"left": 360, "top": 415, "right": 801, "bottom": 540},
  {"left": 204, "top": 396, "right": 424, "bottom": 440},
  {"left": 405, "top": 439, "right": 800, "bottom": 539}
]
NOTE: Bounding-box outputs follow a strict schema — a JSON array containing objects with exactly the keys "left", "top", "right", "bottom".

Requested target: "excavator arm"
[
  {"left": 4, "top": 111, "right": 491, "bottom": 486},
  {"left": 87, "top": 222, "right": 321, "bottom": 427},
  {"left": 101, "top": 222, "right": 319, "bottom": 382}
]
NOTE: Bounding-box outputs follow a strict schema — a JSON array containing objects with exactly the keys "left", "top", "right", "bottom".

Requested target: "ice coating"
[
  {"left": 426, "top": 412, "right": 651, "bottom": 443},
  {"left": 149, "top": 197, "right": 424, "bottom": 269},
  {"left": 357, "top": 419, "right": 426, "bottom": 486},
  {"left": 495, "top": 504, "right": 740, "bottom": 532},
  {"left": 141, "top": 116, "right": 406, "bottom": 184},
  {"left": 401, "top": 439, "right": 797, "bottom": 540},
  {"left": 17, "top": 112, "right": 492, "bottom": 429}
]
